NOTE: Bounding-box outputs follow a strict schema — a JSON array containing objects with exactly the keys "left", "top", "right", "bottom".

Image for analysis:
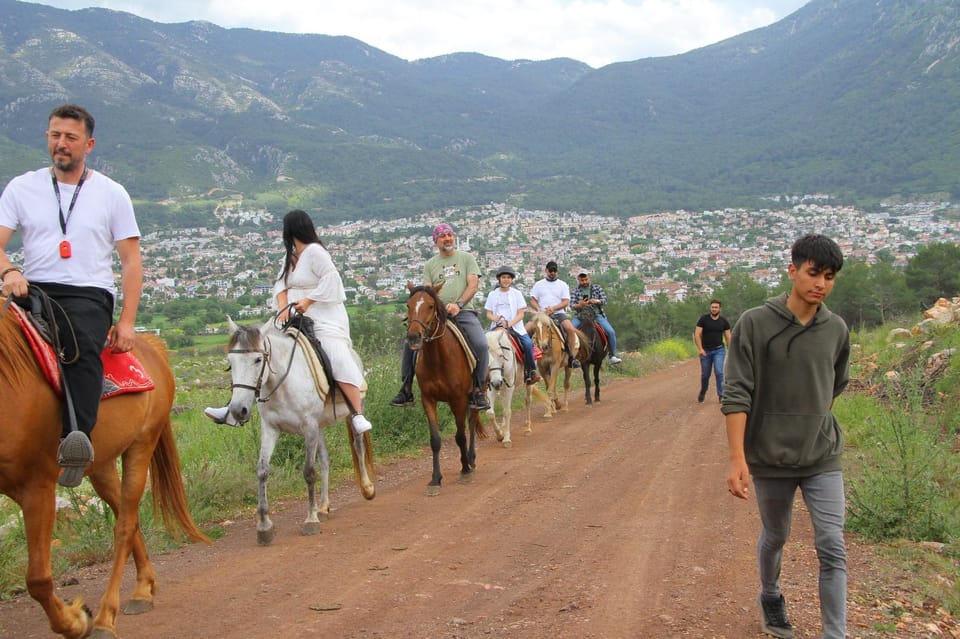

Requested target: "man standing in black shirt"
[{"left": 694, "top": 299, "right": 732, "bottom": 403}]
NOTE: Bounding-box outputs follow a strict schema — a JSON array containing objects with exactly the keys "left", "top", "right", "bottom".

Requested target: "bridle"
[
  {"left": 487, "top": 331, "right": 515, "bottom": 388},
  {"left": 228, "top": 332, "right": 298, "bottom": 403},
  {"left": 407, "top": 291, "right": 445, "bottom": 343}
]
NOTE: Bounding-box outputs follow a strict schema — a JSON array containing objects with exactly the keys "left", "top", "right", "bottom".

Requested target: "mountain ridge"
[{"left": 0, "top": 0, "right": 957, "bottom": 224}]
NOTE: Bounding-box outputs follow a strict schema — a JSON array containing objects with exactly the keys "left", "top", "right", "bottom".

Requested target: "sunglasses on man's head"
[{"left": 547, "top": 269, "right": 558, "bottom": 273}]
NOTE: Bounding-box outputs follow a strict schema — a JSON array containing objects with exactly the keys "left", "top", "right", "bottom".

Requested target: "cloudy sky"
[{"left": 31, "top": 0, "right": 809, "bottom": 68}]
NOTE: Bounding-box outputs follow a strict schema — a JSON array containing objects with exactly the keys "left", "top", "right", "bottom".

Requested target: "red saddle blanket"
[{"left": 11, "top": 303, "right": 155, "bottom": 400}]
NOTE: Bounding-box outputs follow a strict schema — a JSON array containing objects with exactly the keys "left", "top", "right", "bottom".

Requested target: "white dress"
[{"left": 272, "top": 243, "right": 365, "bottom": 387}]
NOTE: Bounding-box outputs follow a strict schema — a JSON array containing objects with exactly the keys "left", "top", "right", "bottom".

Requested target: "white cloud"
[{"left": 31, "top": 0, "right": 808, "bottom": 67}]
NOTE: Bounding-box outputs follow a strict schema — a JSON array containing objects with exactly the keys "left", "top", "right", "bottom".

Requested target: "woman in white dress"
[{"left": 206, "top": 210, "right": 372, "bottom": 434}]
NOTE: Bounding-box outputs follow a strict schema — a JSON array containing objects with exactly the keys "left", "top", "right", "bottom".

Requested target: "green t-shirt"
[{"left": 423, "top": 251, "right": 481, "bottom": 308}]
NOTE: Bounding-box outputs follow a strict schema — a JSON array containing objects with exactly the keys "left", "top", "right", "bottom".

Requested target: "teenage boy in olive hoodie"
[{"left": 723, "top": 234, "right": 849, "bottom": 639}]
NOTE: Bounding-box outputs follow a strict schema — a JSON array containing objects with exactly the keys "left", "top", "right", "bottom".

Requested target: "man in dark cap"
[
  {"left": 571, "top": 269, "right": 622, "bottom": 364},
  {"left": 529, "top": 260, "right": 580, "bottom": 368}
]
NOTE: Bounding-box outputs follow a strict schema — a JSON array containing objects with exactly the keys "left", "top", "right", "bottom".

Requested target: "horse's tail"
[
  {"left": 529, "top": 384, "right": 550, "bottom": 404},
  {"left": 471, "top": 407, "right": 488, "bottom": 440},
  {"left": 347, "top": 425, "right": 377, "bottom": 498},
  {"left": 573, "top": 328, "right": 591, "bottom": 361},
  {"left": 150, "top": 420, "right": 212, "bottom": 544}
]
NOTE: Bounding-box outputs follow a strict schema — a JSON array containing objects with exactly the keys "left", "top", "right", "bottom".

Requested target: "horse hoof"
[
  {"left": 89, "top": 629, "right": 119, "bottom": 639},
  {"left": 257, "top": 527, "right": 276, "bottom": 546},
  {"left": 318, "top": 511, "right": 330, "bottom": 522},
  {"left": 458, "top": 472, "right": 475, "bottom": 485},
  {"left": 361, "top": 482, "right": 376, "bottom": 500},
  {"left": 302, "top": 521, "right": 322, "bottom": 536},
  {"left": 426, "top": 485, "right": 441, "bottom": 497},
  {"left": 502, "top": 440, "right": 512, "bottom": 448},
  {"left": 122, "top": 597, "right": 154, "bottom": 616}
]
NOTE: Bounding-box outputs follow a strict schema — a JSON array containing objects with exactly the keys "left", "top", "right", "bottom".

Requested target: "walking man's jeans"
[
  {"left": 699, "top": 346, "right": 725, "bottom": 398},
  {"left": 753, "top": 472, "right": 847, "bottom": 639}
]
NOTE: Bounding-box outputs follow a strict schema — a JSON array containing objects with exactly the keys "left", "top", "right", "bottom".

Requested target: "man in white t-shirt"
[
  {"left": 529, "top": 260, "right": 581, "bottom": 368},
  {"left": 0, "top": 103, "right": 143, "bottom": 488}
]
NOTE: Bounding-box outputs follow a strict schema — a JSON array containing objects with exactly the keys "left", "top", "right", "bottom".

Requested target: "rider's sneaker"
[
  {"left": 609, "top": 355, "right": 623, "bottom": 364},
  {"left": 389, "top": 387, "right": 414, "bottom": 407},
  {"left": 468, "top": 391, "right": 491, "bottom": 411},
  {"left": 759, "top": 594, "right": 795, "bottom": 639},
  {"left": 568, "top": 358, "right": 581, "bottom": 369},
  {"left": 57, "top": 431, "right": 94, "bottom": 488},
  {"left": 204, "top": 405, "right": 240, "bottom": 427},
  {"left": 525, "top": 371, "right": 541, "bottom": 385},
  {"left": 351, "top": 414, "right": 373, "bottom": 435}
]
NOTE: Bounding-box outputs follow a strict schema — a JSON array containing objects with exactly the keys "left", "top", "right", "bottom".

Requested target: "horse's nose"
[{"left": 491, "top": 377, "right": 503, "bottom": 389}]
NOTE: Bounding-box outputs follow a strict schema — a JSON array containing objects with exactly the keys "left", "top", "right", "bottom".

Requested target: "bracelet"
[{"left": 0, "top": 266, "right": 22, "bottom": 280}]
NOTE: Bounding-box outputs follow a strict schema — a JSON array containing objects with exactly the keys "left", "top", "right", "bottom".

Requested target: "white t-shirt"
[
  {"left": 529, "top": 277, "right": 571, "bottom": 312},
  {"left": 0, "top": 167, "right": 139, "bottom": 296},
  {"left": 484, "top": 286, "right": 528, "bottom": 336}
]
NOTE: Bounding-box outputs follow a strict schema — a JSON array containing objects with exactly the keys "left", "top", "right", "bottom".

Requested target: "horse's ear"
[
  {"left": 434, "top": 280, "right": 444, "bottom": 295},
  {"left": 227, "top": 316, "right": 239, "bottom": 334}
]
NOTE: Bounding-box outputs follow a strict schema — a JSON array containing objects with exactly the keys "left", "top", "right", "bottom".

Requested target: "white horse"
[
  {"left": 222, "top": 318, "right": 376, "bottom": 545},
  {"left": 485, "top": 329, "right": 548, "bottom": 447}
]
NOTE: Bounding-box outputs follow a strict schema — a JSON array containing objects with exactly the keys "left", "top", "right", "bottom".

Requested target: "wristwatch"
[{"left": 456, "top": 300, "right": 465, "bottom": 309}]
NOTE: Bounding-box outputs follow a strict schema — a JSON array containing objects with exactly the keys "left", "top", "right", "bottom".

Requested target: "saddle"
[
  {"left": 4, "top": 292, "right": 154, "bottom": 400},
  {"left": 547, "top": 316, "right": 580, "bottom": 352},
  {"left": 447, "top": 320, "right": 478, "bottom": 371},
  {"left": 504, "top": 331, "right": 524, "bottom": 364},
  {"left": 283, "top": 314, "right": 366, "bottom": 415}
]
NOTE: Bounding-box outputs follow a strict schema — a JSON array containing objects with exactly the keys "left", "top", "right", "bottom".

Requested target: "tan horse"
[
  {"left": 529, "top": 311, "right": 590, "bottom": 418},
  {"left": 0, "top": 302, "right": 209, "bottom": 639}
]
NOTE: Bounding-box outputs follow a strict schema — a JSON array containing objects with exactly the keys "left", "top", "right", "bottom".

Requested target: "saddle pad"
[
  {"left": 287, "top": 329, "right": 331, "bottom": 400},
  {"left": 505, "top": 331, "right": 524, "bottom": 364},
  {"left": 446, "top": 320, "right": 478, "bottom": 371},
  {"left": 9, "top": 303, "right": 155, "bottom": 399}
]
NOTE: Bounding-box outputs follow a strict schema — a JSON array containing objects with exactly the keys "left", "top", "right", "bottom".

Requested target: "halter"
[
  {"left": 407, "top": 291, "right": 446, "bottom": 343},
  {"left": 228, "top": 332, "right": 298, "bottom": 403},
  {"left": 487, "top": 331, "right": 515, "bottom": 388}
]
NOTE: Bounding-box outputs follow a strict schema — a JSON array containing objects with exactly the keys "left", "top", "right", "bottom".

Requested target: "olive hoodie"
[{"left": 721, "top": 293, "right": 850, "bottom": 478}]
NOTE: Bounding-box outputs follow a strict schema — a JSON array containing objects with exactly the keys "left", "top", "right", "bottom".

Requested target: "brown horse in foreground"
[
  {"left": 404, "top": 283, "right": 486, "bottom": 496},
  {"left": 0, "top": 303, "right": 209, "bottom": 639},
  {"left": 530, "top": 311, "right": 590, "bottom": 418}
]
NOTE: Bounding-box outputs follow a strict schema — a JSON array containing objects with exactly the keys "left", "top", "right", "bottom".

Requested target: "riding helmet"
[{"left": 496, "top": 265, "right": 516, "bottom": 278}]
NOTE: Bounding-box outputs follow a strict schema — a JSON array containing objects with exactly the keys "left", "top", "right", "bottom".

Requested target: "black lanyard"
[{"left": 51, "top": 168, "right": 88, "bottom": 235}]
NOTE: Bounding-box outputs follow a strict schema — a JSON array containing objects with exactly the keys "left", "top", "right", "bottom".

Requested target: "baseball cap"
[
  {"left": 545, "top": 260, "right": 558, "bottom": 271},
  {"left": 577, "top": 269, "right": 590, "bottom": 276}
]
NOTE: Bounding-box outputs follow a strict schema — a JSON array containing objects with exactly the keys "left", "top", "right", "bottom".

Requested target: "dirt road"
[{"left": 0, "top": 360, "right": 944, "bottom": 638}]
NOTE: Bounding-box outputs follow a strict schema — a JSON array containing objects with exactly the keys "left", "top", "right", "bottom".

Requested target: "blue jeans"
[
  {"left": 699, "top": 346, "right": 725, "bottom": 397},
  {"left": 754, "top": 471, "right": 847, "bottom": 639},
  {"left": 572, "top": 314, "right": 617, "bottom": 356}
]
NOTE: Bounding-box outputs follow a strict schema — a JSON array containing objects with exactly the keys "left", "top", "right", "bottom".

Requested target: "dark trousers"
[
  {"left": 401, "top": 310, "right": 489, "bottom": 390},
  {"left": 35, "top": 282, "right": 114, "bottom": 438}
]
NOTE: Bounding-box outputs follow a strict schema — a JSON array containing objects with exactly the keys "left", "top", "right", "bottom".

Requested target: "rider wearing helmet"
[{"left": 485, "top": 265, "right": 539, "bottom": 384}]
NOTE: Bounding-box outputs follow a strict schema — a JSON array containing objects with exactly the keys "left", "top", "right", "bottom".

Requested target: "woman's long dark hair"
[{"left": 280, "top": 209, "right": 325, "bottom": 284}]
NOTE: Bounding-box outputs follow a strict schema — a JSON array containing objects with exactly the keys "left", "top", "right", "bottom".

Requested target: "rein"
[
  {"left": 229, "top": 332, "right": 299, "bottom": 403},
  {"left": 408, "top": 292, "right": 446, "bottom": 343}
]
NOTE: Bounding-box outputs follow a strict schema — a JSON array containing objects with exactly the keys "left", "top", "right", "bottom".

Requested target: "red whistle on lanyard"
[{"left": 59, "top": 240, "right": 72, "bottom": 258}]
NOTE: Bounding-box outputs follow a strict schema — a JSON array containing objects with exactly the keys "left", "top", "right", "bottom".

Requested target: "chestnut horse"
[
  {"left": 404, "top": 283, "right": 486, "bottom": 496},
  {"left": 0, "top": 301, "right": 209, "bottom": 639},
  {"left": 529, "top": 311, "right": 590, "bottom": 418}
]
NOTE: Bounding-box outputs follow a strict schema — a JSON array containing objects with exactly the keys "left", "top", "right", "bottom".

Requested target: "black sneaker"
[
  {"left": 389, "top": 387, "right": 414, "bottom": 407},
  {"left": 568, "top": 357, "right": 581, "bottom": 369},
  {"left": 697, "top": 390, "right": 706, "bottom": 403},
  {"left": 759, "top": 594, "right": 795, "bottom": 639},
  {"left": 468, "top": 391, "right": 491, "bottom": 411}
]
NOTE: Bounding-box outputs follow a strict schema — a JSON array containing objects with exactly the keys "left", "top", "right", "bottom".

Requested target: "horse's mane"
[
  {"left": 228, "top": 323, "right": 263, "bottom": 351},
  {"left": 0, "top": 305, "right": 43, "bottom": 388},
  {"left": 408, "top": 285, "right": 448, "bottom": 323}
]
